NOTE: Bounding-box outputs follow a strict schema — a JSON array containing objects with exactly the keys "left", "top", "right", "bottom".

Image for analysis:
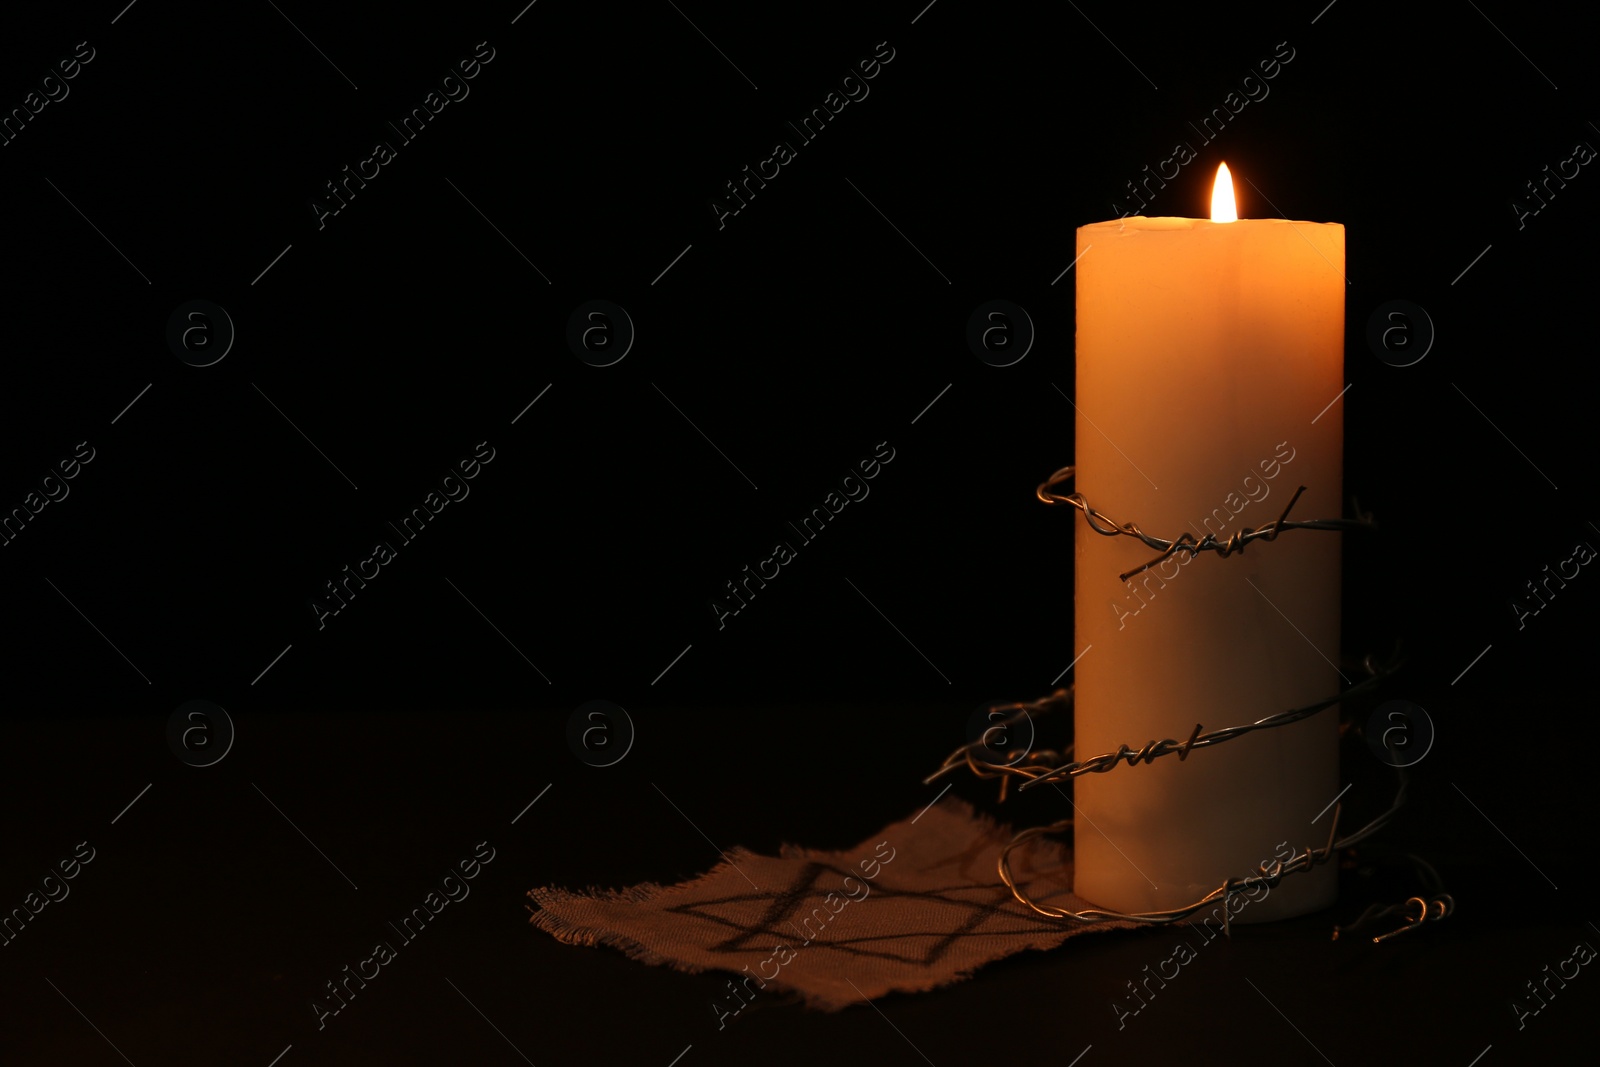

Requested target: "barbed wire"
[
  {"left": 920, "top": 465, "right": 1442, "bottom": 935},
  {"left": 994, "top": 769, "right": 1411, "bottom": 930},
  {"left": 1001, "top": 797, "right": 1325, "bottom": 929},
  {"left": 1331, "top": 853, "right": 1453, "bottom": 942},
  {"left": 1035, "top": 465, "right": 1373, "bottom": 582},
  {"left": 924, "top": 646, "right": 1417, "bottom": 931},
  {"left": 923, "top": 648, "right": 1404, "bottom": 794}
]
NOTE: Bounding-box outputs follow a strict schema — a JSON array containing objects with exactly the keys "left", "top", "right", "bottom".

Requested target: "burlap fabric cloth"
[{"left": 527, "top": 798, "right": 1136, "bottom": 1010}]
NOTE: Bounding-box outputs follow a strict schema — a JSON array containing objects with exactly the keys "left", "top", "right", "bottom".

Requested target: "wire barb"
[
  {"left": 1331, "top": 855, "right": 1452, "bottom": 943},
  {"left": 1035, "top": 465, "right": 1373, "bottom": 582}
]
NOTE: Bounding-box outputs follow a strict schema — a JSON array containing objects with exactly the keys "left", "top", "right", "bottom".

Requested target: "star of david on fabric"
[{"left": 669, "top": 859, "right": 1076, "bottom": 968}]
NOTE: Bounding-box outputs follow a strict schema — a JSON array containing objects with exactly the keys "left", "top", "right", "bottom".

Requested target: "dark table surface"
[{"left": 2, "top": 702, "right": 1588, "bottom": 1066}]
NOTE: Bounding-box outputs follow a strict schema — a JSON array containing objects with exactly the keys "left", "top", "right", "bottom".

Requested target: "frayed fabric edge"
[{"left": 526, "top": 899, "right": 707, "bottom": 974}]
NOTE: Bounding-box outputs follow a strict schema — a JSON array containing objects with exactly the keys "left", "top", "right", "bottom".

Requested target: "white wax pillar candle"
[{"left": 1072, "top": 165, "right": 1344, "bottom": 922}]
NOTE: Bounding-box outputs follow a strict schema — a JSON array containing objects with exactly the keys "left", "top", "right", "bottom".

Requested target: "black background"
[{"left": 0, "top": 1, "right": 1592, "bottom": 1063}]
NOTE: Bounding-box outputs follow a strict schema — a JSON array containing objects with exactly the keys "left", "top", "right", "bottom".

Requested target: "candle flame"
[{"left": 1211, "top": 162, "right": 1238, "bottom": 223}]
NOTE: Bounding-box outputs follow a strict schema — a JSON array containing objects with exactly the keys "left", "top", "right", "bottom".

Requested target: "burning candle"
[{"left": 1071, "top": 163, "right": 1344, "bottom": 921}]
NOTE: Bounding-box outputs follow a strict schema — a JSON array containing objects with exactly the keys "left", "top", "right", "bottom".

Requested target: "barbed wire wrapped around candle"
[
  {"left": 923, "top": 649, "right": 1400, "bottom": 795},
  {"left": 1035, "top": 464, "right": 1374, "bottom": 581},
  {"left": 923, "top": 654, "right": 1416, "bottom": 932},
  {"left": 920, "top": 462, "right": 1424, "bottom": 933},
  {"left": 995, "top": 793, "right": 1354, "bottom": 931}
]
